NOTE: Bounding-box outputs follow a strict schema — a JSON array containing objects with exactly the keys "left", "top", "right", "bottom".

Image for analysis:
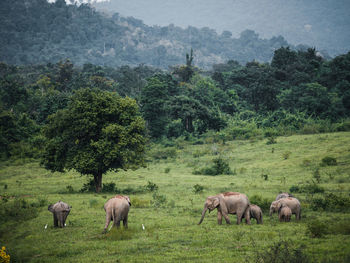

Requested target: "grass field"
[{"left": 1, "top": 132, "right": 350, "bottom": 262}]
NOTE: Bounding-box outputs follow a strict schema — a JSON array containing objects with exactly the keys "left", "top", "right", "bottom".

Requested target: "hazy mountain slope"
[
  {"left": 94, "top": 0, "right": 350, "bottom": 56},
  {"left": 1, "top": 0, "right": 309, "bottom": 69}
]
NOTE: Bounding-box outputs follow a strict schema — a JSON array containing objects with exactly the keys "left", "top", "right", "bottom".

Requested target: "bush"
[
  {"left": 0, "top": 197, "right": 47, "bottom": 226},
  {"left": 310, "top": 193, "right": 350, "bottom": 212},
  {"left": 80, "top": 178, "right": 95, "bottom": 192},
  {"left": 249, "top": 194, "right": 271, "bottom": 212},
  {"left": 145, "top": 181, "right": 158, "bottom": 192},
  {"left": 193, "top": 184, "right": 204, "bottom": 194},
  {"left": 306, "top": 219, "right": 328, "bottom": 238},
  {"left": 289, "top": 185, "right": 300, "bottom": 193},
  {"left": 193, "top": 157, "right": 233, "bottom": 176},
  {"left": 151, "top": 192, "right": 167, "bottom": 208},
  {"left": 321, "top": 156, "right": 337, "bottom": 166},
  {"left": 150, "top": 146, "right": 177, "bottom": 160},
  {"left": 252, "top": 239, "right": 309, "bottom": 263},
  {"left": 131, "top": 197, "right": 150, "bottom": 208},
  {"left": 102, "top": 182, "right": 116, "bottom": 193}
]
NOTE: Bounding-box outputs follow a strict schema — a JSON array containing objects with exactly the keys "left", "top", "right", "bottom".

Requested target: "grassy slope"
[{"left": 0, "top": 132, "right": 350, "bottom": 262}]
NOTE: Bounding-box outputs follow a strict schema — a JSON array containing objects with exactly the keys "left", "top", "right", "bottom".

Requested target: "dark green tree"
[{"left": 41, "top": 88, "right": 146, "bottom": 192}]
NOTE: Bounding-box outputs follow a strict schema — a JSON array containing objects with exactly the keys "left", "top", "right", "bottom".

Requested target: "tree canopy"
[{"left": 41, "top": 88, "right": 146, "bottom": 192}]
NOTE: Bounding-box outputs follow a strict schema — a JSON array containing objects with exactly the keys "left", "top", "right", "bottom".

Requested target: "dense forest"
[
  {"left": 0, "top": 0, "right": 306, "bottom": 69},
  {"left": 1, "top": 44, "right": 350, "bottom": 160}
]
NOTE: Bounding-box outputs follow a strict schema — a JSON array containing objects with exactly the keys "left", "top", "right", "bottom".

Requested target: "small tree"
[{"left": 41, "top": 88, "right": 146, "bottom": 192}]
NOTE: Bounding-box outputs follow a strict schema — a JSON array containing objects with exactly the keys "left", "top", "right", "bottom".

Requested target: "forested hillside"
[
  {"left": 1, "top": 46, "right": 350, "bottom": 160},
  {"left": 1, "top": 0, "right": 298, "bottom": 69}
]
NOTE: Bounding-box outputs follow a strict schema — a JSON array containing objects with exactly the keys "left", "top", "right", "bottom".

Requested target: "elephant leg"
[
  {"left": 58, "top": 213, "right": 64, "bottom": 227},
  {"left": 123, "top": 215, "right": 128, "bottom": 228},
  {"left": 244, "top": 209, "right": 251, "bottom": 225},
  {"left": 296, "top": 210, "right": 301, "bottom": 220},
  {"left": 236, "top": 213, "right": 242, "bottom": 225},
  {"left": 53, "top": 214, "right": 58, "bottom": 227},
  {"left": 217, "top": 211, "right": 223, "bottom": 225},
  {"left": 115, "top": 220, "right": 121, "bottom": 228},
  {"left": 222, "top": 212, "right": 231, "bottom": 224}
]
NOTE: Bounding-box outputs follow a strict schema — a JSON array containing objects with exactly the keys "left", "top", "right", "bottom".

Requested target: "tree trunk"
[{"left": 94, "top": 173, "right": 102, "bottom": 193}]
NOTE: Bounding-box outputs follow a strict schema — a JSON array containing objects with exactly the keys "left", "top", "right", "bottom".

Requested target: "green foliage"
[
  {"left": 150, "top": 146, "right": 177, "bottom": 160},
  {"left": 249, "top": 194, "right": 271, "bottom": 212},
  {"left": 193, "top": 157, "right": 233, "bottom": 176},
  {"left": 321, "top": 156, "right": 337, "bottom": 166},
  {"left": 151, "top": 192, "right": 167, "bottom": 208},
  {"left": 0, "top": 197, "right": 47, "bottom": 227},
  {"left": 306, "top": 219, "right": 328, "bottom": 238},
  {"left": 193, "top": 184, "right": 204, "bottom": 194},
  {"left": 252, "top": 239, "right": 310, "bottom": 263},
  {"left": 310, "top": 193, "right": 350, "bottom": 212},
  {"left": 145, "top": 181, "right": 158, "bottom": 192},
  {"left": 41, "top": 88, "right": 146, "bottom": 192}
]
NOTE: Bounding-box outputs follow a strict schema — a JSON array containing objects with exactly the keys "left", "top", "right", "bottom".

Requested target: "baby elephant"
[
  {"left": 103, "top": 195, "right": 131, "bottom": 233},
  {"left": 279, "top": 204, "right": 292, "bottom": 222},
  {"left": 48, "top": 201, "right": 71, "bottom": 228},
  {"left": 249, "top": 204, "right": 263, "bottom": 224}
]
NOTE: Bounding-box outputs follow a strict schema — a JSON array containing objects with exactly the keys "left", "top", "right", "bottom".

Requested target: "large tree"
[{"left": 41, "top": 88, "right": 146, "bottom": 192}]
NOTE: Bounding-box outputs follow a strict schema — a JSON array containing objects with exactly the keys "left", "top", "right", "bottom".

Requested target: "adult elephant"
[
  {"left": 198, "top": 192, "right": 251, "bottom": 225},
  {"left": 103, "top": 195, "right": 131, "bottom": 233},
  {"left": 275, "top": 192, "right": 294, "bottom": 201},
  {"left": 48, "top": 201, "right": 71, "bottom": 228},
  {"left": 269, "top": 197, "right": 301, "bottom": 220}
]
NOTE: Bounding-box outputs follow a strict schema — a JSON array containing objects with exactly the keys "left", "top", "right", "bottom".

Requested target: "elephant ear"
[
  {"left": 124, "top": 196, "right": 131, "bottom": 206},
  {"left": 212, "top": 197, "right": 220, "bottom": 208},
  {"left": 48, "top": 204, "right": 54, "bottom": 213}
]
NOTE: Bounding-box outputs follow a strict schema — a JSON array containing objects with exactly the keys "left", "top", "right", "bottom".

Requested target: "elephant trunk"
[
  {"left": 269, "top": 209, "right": 273, "bottom": 216},
  {"left": 198, "top": 205, "right": 208, "bottom": 225}
]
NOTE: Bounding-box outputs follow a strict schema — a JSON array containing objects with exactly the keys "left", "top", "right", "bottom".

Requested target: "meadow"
[{"left": 1, "top": 132, "right": 350, "bottom": 262}]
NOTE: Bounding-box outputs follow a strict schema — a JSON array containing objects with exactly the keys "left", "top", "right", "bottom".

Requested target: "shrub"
[
  {"left": 321, "top": 156, "right": 337, "bottom": 166},
  {"left": 302, "top": 183, "right": 325, "bottom": 194},
  {"left": 151, "top": 192, "right": 167, "bottom": 208},
  {"left": 66, "top": 185, "right": 74, "bottom": 193},
  {"left": 0, "top": 197, "right": 47, "bottom": 226},
  {"left": 313, "top": 168, "right": 321, "bottom": 183},
  {"left": 102, "top": 182, "right": 116, "bottom": 193},
  {"left": 193, "top": 184, "right": 204, "bottom": 194},
  {"left": 252, "top": 239, "right": 309, "bottom": 263},
  {"left": 80, "top": 178, "right": 95, "bottom": 192},
  {"left": 164, "top": 167, "right": 171, "bottom": 173},
  {"left": 249, "top": 194, "right": 271, "bottom": 212},
  {"left": 282, "top": 151, "right": 291, "bottom": 160},
  {"left": 289, "top": 185, "right": 300, "bottom": 193},
  {"left": 193, "top": 157, "right": 233, "bottom": 176},
  {"left": 131, "top": 197, "right": 150, "bottom": 208},
  {"left": 306, "top": 219, "right": 328, "bottom": 238},
  {"left": 151, "top": 146, "right": 177, "bottom": 160},
  {"left": 310, "top": 193, "right": 350, "bottom": 212},
  {"left": 145, "top": 181, "right": 158, "bottom": 192}
]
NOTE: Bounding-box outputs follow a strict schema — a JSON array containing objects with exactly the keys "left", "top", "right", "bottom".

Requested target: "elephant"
[
  {"left": 48, "top": 201, "right": 71, "bottom": 228},
  {"left": 103, "top": 195, "right": 131, "bottom": 233},
  {"left": 275, "top": 192, "right": 294, "bottom": 200},
  {"left": 269, "top": 197, "right": 301, "bottom": 220},
  {"left": 198, "top": 192, "right": 251, "bottom": 225},
  {"left": 247, "top": 204, "right": 263, "bottom": 224},
  {"left": 279, "top": 204, "right": 292, "bottom": 222}
]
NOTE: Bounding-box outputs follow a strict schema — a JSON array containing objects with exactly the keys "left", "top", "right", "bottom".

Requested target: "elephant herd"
[{"left": 47, "top": 192, "right": 301, "bottom": 231}]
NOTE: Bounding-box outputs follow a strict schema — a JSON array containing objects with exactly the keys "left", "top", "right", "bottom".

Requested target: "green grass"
[{"left": 1, "top": 132, "right": 350, "bottom": 262}]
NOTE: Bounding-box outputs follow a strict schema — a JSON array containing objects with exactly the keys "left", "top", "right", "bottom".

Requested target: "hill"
[{"left": 1, "top": 0, "right": 300, "bottom": 69}]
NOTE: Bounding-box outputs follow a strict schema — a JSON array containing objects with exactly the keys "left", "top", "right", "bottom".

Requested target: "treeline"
[
  {"left": 1, "top": 47, "right": 350, "bottom": 160},
  {"left": 1, "top": 0, "right": 302, "bottom": 69}
]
